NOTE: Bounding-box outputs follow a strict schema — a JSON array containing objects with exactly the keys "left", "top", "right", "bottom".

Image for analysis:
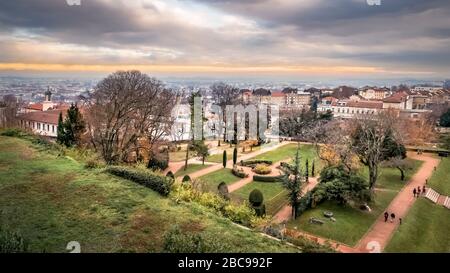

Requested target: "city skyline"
[{"left": 0, "top": 0, "right": 449, "bottom": 78}]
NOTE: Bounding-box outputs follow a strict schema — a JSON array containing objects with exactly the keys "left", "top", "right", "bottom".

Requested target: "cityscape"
[{"left": 0, "top": 0, "right": 449, "bottom": 264}]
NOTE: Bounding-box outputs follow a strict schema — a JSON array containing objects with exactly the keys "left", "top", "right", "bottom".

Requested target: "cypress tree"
[
  {"left": 233, "top": 147, "right": 238, "bottom": 166},
  {"left": 305, "top": 159, "right": 309, "bottom": 183},
  {"left": 56, "top": 112, "right": 65, "bottom": 145},
  {"left": 312, "top": 160, "right": 315, "bottom": 177},
  {"left": 223, "top": 150, "right": 227, "bottom": 168}
]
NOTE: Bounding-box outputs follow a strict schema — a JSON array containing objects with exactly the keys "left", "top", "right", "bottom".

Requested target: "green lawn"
[
  {"left": 428, "top": 157, "right": 450, "bottom": 195},
  {"left": 287, "top": 190, "right": 397, "bottom": 246},
  {"left": 174, "top": 164, "right": 210, "bottom": 178},
  {"left": 231, "top": 182, "right": 288, "bottom": 216},
  {"left": 198, "top": 168, "right": 241, "bottom": 192},
  {"left": 385, "top": 199, "right": 450, "bottom": 252},
  {"left": 206, "top": 152, "right": 227, "bottom": 163},
  {"left": 250, "top": 143, "right": 321, "bottom": 174},
  {"left": 0, "top": 136, "right": 297, "bottom": 253},
  {"left": 360, "top": 159, "right": 423, "bottom": 191}
]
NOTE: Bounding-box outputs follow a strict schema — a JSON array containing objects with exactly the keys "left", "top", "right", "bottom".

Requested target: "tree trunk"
[
  {"left": 397, "top": 166, "right": 405, "bottom": 181},
  {"left": 368, "top": 162, "right": 378, "bottom": 190},
  {"left": 184, "top": 143, "right": 189, "bottom": 171}
]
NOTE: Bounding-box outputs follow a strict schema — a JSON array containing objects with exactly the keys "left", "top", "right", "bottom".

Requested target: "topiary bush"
[
  {"left": 248, "top": 189, "right": 265, "bottom": 216},
  {"left": 182, "top": 175, "right": 191, "bottom": 183},
  {"left": 249, "top": 189, "right": 264, "bottom": 206},
  {"left": 240, "top": 160, "right": 272, "bottom": 167},
  {"left": 106, "top": 166, "right": 173, "bottom": 196},
  {"left": 253, "top": 174, "right": 284, "bottom": 183},
  {"left": 252, "top": 164, "right": 271, "bottom": 175}
]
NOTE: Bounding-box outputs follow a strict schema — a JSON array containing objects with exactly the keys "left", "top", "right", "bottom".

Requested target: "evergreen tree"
[
  {"left": 63, "top": 104, "right": 85, "bottom": 147},
  {"left": 233, "top": 147, "right": 238, "bottom": 165},
  {"left": 312, "top": 160, "right": 315, "bottom": 177},
  {"left": 305, "top": 159, "right": 309, "bottom": 183},
  {"left": 223, "top": 150, "right": 227, "bottom": 168},
  {"left": 56, "top": 112, "right": 66, "bottom": 145},
  {"left": 282, "top": 143, "right": 304, "bottom": 219}
]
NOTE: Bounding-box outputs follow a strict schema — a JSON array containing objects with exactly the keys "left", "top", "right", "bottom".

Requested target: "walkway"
[
  {"left": 273, "top": 176, "right": 320, "bottom": 222},
  {"left": 355, "top": 152, "right": 440, "bottom": 252}
]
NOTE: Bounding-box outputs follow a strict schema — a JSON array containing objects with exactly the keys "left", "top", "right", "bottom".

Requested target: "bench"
[{"left": 309, "top": 217, "right": 325, "bottom": 225}]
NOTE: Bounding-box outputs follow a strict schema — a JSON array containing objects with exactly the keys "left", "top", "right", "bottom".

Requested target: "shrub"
[
  {"left": 0, "top": 228, "right": 28, "bottom": 253},
  {"left": 249, "top": 189, "right": 264, "bottom": 206},
  {"left": 182, "top": 175, "right": 191, "bottom": 183},
  {"left": 84, "top": 158, "right": 104, "bottom": 169},
  {"left": 222, "top": 202, "right": 255, "bottom": 226},
  {"left": 198, "top": 192, "right": 227, "bottom": 211},
  {"left": 286, "top": 236, "right": 336, "bottom": 253},
  {"left": 163, "top": 226, "right": 232, "bottom": 253},
  {"left": 231, "top": 166, "right": 248, "bottom": 178},
  {"left": 252, "top": 164, "right": 271, "bottom": 175},
  {"left": 253, "top": 174, "right": 284, "bottom": 183},
  {"left": 0, "top": 128, "right": 24, "bottom": 137},
  {"left": 217, "top": 182, "right": 230, "bottom": 200},
  {"left": 166, "top": 171, "right": 175, "bottom": 180},
  {"left": 106, "top": 166, "right": 173, "bottom": 196},
  {"left": 240, "top": 160, "right": 272, "bottom": 167},
  {"left": 147, "top": 157, "right": 169, "bottom": 171}
]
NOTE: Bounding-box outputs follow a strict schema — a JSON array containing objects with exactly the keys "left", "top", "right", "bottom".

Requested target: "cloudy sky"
[{"left": 0, "top": 0, "right": 449, "bottom": 78}]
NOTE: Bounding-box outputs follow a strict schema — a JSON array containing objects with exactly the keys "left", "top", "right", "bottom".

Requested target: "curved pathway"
[{"left": 355, "top": 152, "right": 440, "bottom": 252}]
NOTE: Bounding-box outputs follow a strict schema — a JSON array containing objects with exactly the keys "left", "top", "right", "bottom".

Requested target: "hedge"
[
  {"left": 106, "top": 166, "right": 173, "bottom": 196},
  {"left": 240, "top": 159, "right": 273, "bottom": 167},
  {"left": 252, "top": 174, "right": 285, "bottom": 183},
  {"left": 232, "top": 167, "right": 248, "bottom": 178}
]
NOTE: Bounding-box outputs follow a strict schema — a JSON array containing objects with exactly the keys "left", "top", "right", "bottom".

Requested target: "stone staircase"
[
  {"left": 425, "top": 188, "right": 440, "bottom": 203},
  {"left": 444, "top": 196, "right": 450, "bottom": 210}
]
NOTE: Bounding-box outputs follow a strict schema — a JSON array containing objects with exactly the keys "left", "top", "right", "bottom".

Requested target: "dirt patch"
[
  {"left": 119, "top": 210, "right": 170, "bottom": 252},
  {"left": 180, "top": 220, "right": 205, "bottom": 233}
]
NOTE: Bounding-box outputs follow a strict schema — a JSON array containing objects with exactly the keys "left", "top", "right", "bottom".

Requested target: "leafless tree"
[
  {"left": 349, "top": 110, "right": 399, "bottom": 190},
  {"left": 210, "top": 82, "right": 241, "bottom": 142},
  {"left": 84, "top": 71, "right": 175, "bottom": 164}
]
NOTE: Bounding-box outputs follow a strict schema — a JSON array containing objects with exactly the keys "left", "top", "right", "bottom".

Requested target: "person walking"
[
  {"left": 422, "top": 185, "right": 426, "bottom": 195},
  {"left": 399, "top": 218, "right": 402, "bottom": 225},
  {"left": 413, "top": 188, "right": 417, "bottom": 198},
  {"left": 384, "top": 211, "right": 389, "bottom": 222},
  {"left": 417, "top": 186, "right": 421, "bottom": 196},
  {"left": 390, "top": 213, "right": 395, "bottom": 223}
]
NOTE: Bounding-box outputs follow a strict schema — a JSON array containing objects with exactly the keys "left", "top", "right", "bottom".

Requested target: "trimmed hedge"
[
  {"left": 253, "top": 174, "right": 285, "bottom": 183},
  {"left": 232, "top": 166, "right": 248, "bottom": 178},
  {"left": 240, "top": 159, "right": 272, "bottom": 167},
  {"left": 106, "top": 166, "right": 173, "bottom": 196}
]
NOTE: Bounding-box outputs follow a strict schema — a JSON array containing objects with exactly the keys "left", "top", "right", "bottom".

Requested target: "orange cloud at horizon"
[{"left": 0, "top": 62, "right": 388, "bottom": 75}]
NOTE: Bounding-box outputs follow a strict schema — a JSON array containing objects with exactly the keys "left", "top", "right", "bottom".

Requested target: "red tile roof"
[
  {"left": 25, "top": 103, "right": 43, "bottom": 111},
  {"left": 271, "top": 91, "right": 285, "bottom": 97},
  {"left": 17, "top": 110, "right": 65, "bottom": 125}
]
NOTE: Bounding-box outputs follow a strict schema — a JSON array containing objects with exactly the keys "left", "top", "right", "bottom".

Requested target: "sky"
[{"left": 0, "top": 0, "right": 449, "bottom": 79}]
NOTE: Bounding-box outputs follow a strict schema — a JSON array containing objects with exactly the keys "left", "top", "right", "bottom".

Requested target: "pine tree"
[
  {"left": 282, "top": 143, "right": 304, "bottom": 219},
  {"left": 56, "top": 112, "right": 66, "bottom": 145},
  {"left": 63, "top": 104, "right": 85, "bottom": 147},
  {"left": 223, "top": 150, "right": 227, "bottom": 168}
]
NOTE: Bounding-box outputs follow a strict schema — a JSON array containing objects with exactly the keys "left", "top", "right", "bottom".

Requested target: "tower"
[{"left": 45, "top": 87, "right": 52, "bottom": 102}]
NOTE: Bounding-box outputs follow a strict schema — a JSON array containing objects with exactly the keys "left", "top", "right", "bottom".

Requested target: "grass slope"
[
  {"left": 385, "top": 199, "right": 450, "bottom": 253},
  {"left": 0, "top": 136, "right": 296, "bottom": 253},
  {"left": 427, "top": 157, "right": 450, "bottom": 195}
]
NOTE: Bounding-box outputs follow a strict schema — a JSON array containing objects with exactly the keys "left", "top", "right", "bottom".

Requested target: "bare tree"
[
  {"left": 349, "top": 110, "right": 398, "bottom": 191},
  {"left": 84, "top": 71, "right": 175, "bottom": 164},
  {"left": 210, "top": 82, "right": 241, "bottom": 142}
]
